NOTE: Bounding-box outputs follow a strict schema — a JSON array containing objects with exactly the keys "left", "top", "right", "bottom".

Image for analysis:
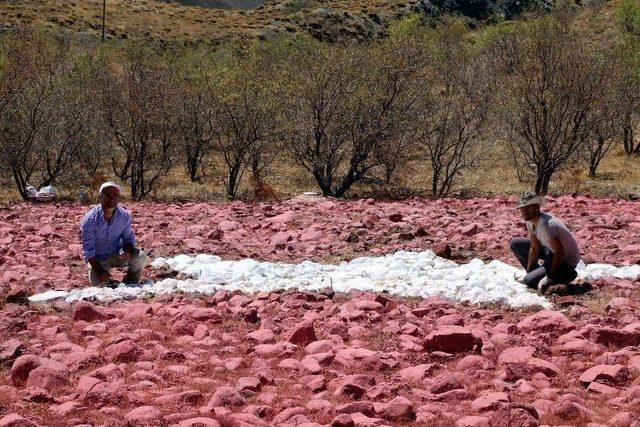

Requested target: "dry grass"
[{"left": 99, "top": 143, "right": 640, "bottom": 204}]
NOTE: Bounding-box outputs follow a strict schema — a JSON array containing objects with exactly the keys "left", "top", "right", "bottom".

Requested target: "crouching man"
[
  {"left": 80, "top": 181, "right": 149, "bottom": 287},
  {"left": 510, "top": 191, "right": 581, "bottom": 293}
]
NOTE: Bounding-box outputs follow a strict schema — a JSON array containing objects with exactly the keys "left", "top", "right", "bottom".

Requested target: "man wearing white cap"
[
  {"left": 509, "top": 191, "right": 581, "bottom": 293},
  {"left": 79, "top": 181, "right": 149, "bottom": 287}
]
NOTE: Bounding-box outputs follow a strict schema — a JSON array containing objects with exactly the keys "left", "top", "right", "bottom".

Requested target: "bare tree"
[
  {"left": 281, "top": 40, "right": 419, "bottom": 197},
  {"left": 0, "top": 31, "right": 67, "bottom": 199},
  {"left": 585, "top": 44, "right": 638, "bottom": 177},
  {"left": 418, "top": 19, "right": 494, "bottom": 198},
  {"left": 206, "top": 51, "right": 274, "bottom": 200},
  {"left": 497, "top": 15, "right": 608, "bottom": 194},
  {"left": 100, "top": 44, "right": 176, "bottom": 200},
  {"left": 38, "top": 54, "right": 108, "bottom": 188},
  {"left": 170, "top": 51, "right": 215, "bottom": 182}
]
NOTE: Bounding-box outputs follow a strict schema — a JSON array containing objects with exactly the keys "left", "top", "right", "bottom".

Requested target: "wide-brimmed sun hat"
[
  {"left": 515, "top": 191, "right": 546, "bottom": 209},
  {"left": 99, "top": 181, "right": 123, "bottom": 195}
]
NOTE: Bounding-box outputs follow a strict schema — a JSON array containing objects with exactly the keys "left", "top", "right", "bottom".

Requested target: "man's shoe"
[
  {"left": 537, "top": 277, "right": 551, "bottom": 294},
  {"left": 105, "top": 279, "right": 120, "bottom": 289}
]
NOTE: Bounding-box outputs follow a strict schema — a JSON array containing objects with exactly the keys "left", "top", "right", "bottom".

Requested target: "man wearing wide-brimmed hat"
[
  {"left": 510, "top": 191, "right": 581, "bottom": 293},
  {"left": 79, "top": 181, "right": 149, "bottom": 287}
]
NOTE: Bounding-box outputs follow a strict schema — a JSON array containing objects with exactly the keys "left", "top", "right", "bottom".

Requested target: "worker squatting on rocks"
[
  {"left": 510, "top": 191, "right": 581, "bottom": 293},
  {"left": 80, "top": 181, "right": 149, "bottom": 287}
]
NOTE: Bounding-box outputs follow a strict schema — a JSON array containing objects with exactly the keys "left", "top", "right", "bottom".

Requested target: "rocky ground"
[{"left": 1, "top": 195, "right": 640, "bottom": 426}]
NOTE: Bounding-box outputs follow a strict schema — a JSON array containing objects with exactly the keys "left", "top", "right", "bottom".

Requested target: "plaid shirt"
[{"left": 80, "top": 205, "right": 135, "bottom": 261}]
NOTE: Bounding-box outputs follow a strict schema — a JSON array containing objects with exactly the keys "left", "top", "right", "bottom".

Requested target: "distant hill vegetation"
[{"left": 160, "top": 0, "right": 264, "bottom": 9}]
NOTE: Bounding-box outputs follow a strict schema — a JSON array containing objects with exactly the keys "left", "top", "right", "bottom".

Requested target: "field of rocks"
[{"left": 1, "top": 195, "right": 640, "bottom": 426}]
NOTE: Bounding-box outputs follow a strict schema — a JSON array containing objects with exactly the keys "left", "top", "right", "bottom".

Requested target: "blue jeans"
[{"left": 509, "top": 237, "right": 577, "bottom": 290}]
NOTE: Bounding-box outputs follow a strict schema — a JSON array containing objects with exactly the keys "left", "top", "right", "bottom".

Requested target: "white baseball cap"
[
  {"left": 99, "top": 181, "right": 123, "bottom": 195},
  {"left": 515, "top": 191, "right": 546, "bottom": 209}
]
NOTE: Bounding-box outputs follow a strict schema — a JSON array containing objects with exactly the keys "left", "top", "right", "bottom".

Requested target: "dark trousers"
[{"left": 509, "top": 237, "right": 578, "bottom": 290}]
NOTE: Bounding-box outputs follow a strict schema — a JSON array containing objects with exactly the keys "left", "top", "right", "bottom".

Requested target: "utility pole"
[{"left": 101, "top": 0, "right": 106, "bottom": 42}]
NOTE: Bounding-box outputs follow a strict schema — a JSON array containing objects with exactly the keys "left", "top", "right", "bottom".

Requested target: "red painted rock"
[
  {"left": 590, "top": 327, "right": 640, "bottom": 347},
  {"left": 335, "top": 401, "right": 376, "bottom": 417},
  {"left": 397, "top": 364, "right": 437, "bottom": 382},
  {"left": 285, "top": 320, "right": 317, "bottom": 347},
  {"left": 65, "top": 350, "right": 105, "bottom": 372},
  {"left": 388, "top": 213, "right": 403, "bottom": 222},
  {"left": 424, "top": 327, "right": 482, "bottom": 353},
  {"left": 457, "top": 355, "right": 489, "bottom": 371},
  {"left": 354, "top": 300, "right": 384, "bottom": 312},
  {"left": 552, "top": 401, "right": 593, "bottom": 420},
  {"left": 334, "top": 347, "right": 377, "bottom": 366},
  {"left": 608, "top": 412, "right": 635, "bottom": 427},
  {"left": 334, "top": 382, "right": 366, "bottom": 399},
  {"left": 437, "top": 314, "right": 465, "bottom": 327},
  {"left": 489, "top": 404, "right": 539, "bottom": 427},
  {"left": 471, "top": 392, "right": 510, "bottom": 412},
  {"left": 0, "top": 339, "right": 24, "bottom": 364},
  {"left": 331, "top": 414, "right": 354, "bottom": 427},
  {"left": 502, "top": 353, "right": 562, "bottom": 381},
  {"left": 177, "top": 418, "right": 221, "bottom": 427},
  {"left": 431, "top": 243, "right": 452, "bottom": 259},
  {"left": 304, "top": 340, "right": 334, "bottom": 355},
  {"left": 236, "top": 377, "right": 261, "bottom": 394},
  {"left": 498, "top": 347, "right": 535, "bottom": 365},
  {"left": 247, "top": 329, "right": 276, "bottom": 344},
  {"left": 517, "top": 310, "right": 574, "bottom": 334},
  {"left": 375, "top": 396, "right": 416, "bottom": 421},
  {"left": 628, "top": 355, "right": 640, "bottom": 374},
  {"left": 49, "top": 401, "right": 85, "bottom": 416},
  {"left": 26, "top": 359, "right": 69, "bottom": 391},
  {"left": 587, "top": 382, "right": 619, "bottom": 395},
  {"left": 76, "top": 375, "right": 102, "bottom": 394},
  {"left": 301, "top": 356, "right": 322, "bottom": 374},
  {"left": 206, "top": 386, "right": 245, "bottom": 407},
  {"left": 37, "top": 225, "right": 54, "bottom": 237},
  {"left": 272, "top": 407, "right": 307, "bottom": 424},
  {"left": 456, "top": 416, "right": 490, "bottom": 427},
  {"left": 461, "top": 223, "right": 480, "bottom": 236},
  {"left": 72, "top": 301, "right": 111, "bottom": 322},
  {"left": 579, "top": 364, "right": 629, "bottom": 385},
  {"left": 0, "top": 413, "right": 38, "bottom": 427},
  {"left": 428, "top": 373, "right": 464, "bottom": 394},
  {"left": 104, "top": 340, "right": 142, "bottom": 363},
  {"left": 124, "top": 406, "right": 161, "bottom": 423}
]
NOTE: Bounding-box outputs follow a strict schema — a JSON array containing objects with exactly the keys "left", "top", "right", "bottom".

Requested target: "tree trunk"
[
  {"left": 624, "top": 124, "right": 634, "bottom": 155},
  {"left": 227, "top": 164, "right": 240, "bottom": 200},
  {"left": 11, "top": 167, "right": 29, "bottom": 201},
  {"left": 186, "top": 144, "right": 199, "bottom": 182},
  {"left": 251, "top": 155, "right": 260, "bottom": 183},
  {"left": 534, "top": 170, "right": 553, "bottom": 195},
  {"left": 588, "top": 155, "right": 599, "bottom": 178}
]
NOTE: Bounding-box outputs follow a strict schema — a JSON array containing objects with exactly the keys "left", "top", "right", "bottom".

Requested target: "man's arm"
[
  {"left": 120, "top": 213, "right": 135, "bottom": 254},
  {"left": 546, "top": 236, "right": 566, "bottom": 281},
  {"left": 527, "top": 232, "right": 541, "bottom": 272}
]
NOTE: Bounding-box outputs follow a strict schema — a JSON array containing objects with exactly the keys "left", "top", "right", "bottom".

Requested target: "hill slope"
[
  {"left": 160, "top": 0, "right": 264, "bottom": 9},
  {"left": 0, "top": 0, "right": 436, "bottom": 43}
]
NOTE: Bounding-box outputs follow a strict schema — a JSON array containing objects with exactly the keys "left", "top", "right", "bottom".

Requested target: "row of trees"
[{"left": 1, "top": 9, "right": 640, "bottom": 201}]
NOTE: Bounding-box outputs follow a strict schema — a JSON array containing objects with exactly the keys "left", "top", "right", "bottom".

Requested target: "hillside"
[
  {"left": 0, "top": 0, "right": 429, "bottom": 43},
  {"left": 161, "top": 0, "right": 264, "bottom": 9}
]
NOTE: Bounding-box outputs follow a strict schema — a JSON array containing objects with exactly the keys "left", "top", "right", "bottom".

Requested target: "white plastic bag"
[
  {"left": 25, "top": 185, "right": 37, "bottom": 198},
  {"left": 34, "top": 185, "right": 56, "bottom": 201}
]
